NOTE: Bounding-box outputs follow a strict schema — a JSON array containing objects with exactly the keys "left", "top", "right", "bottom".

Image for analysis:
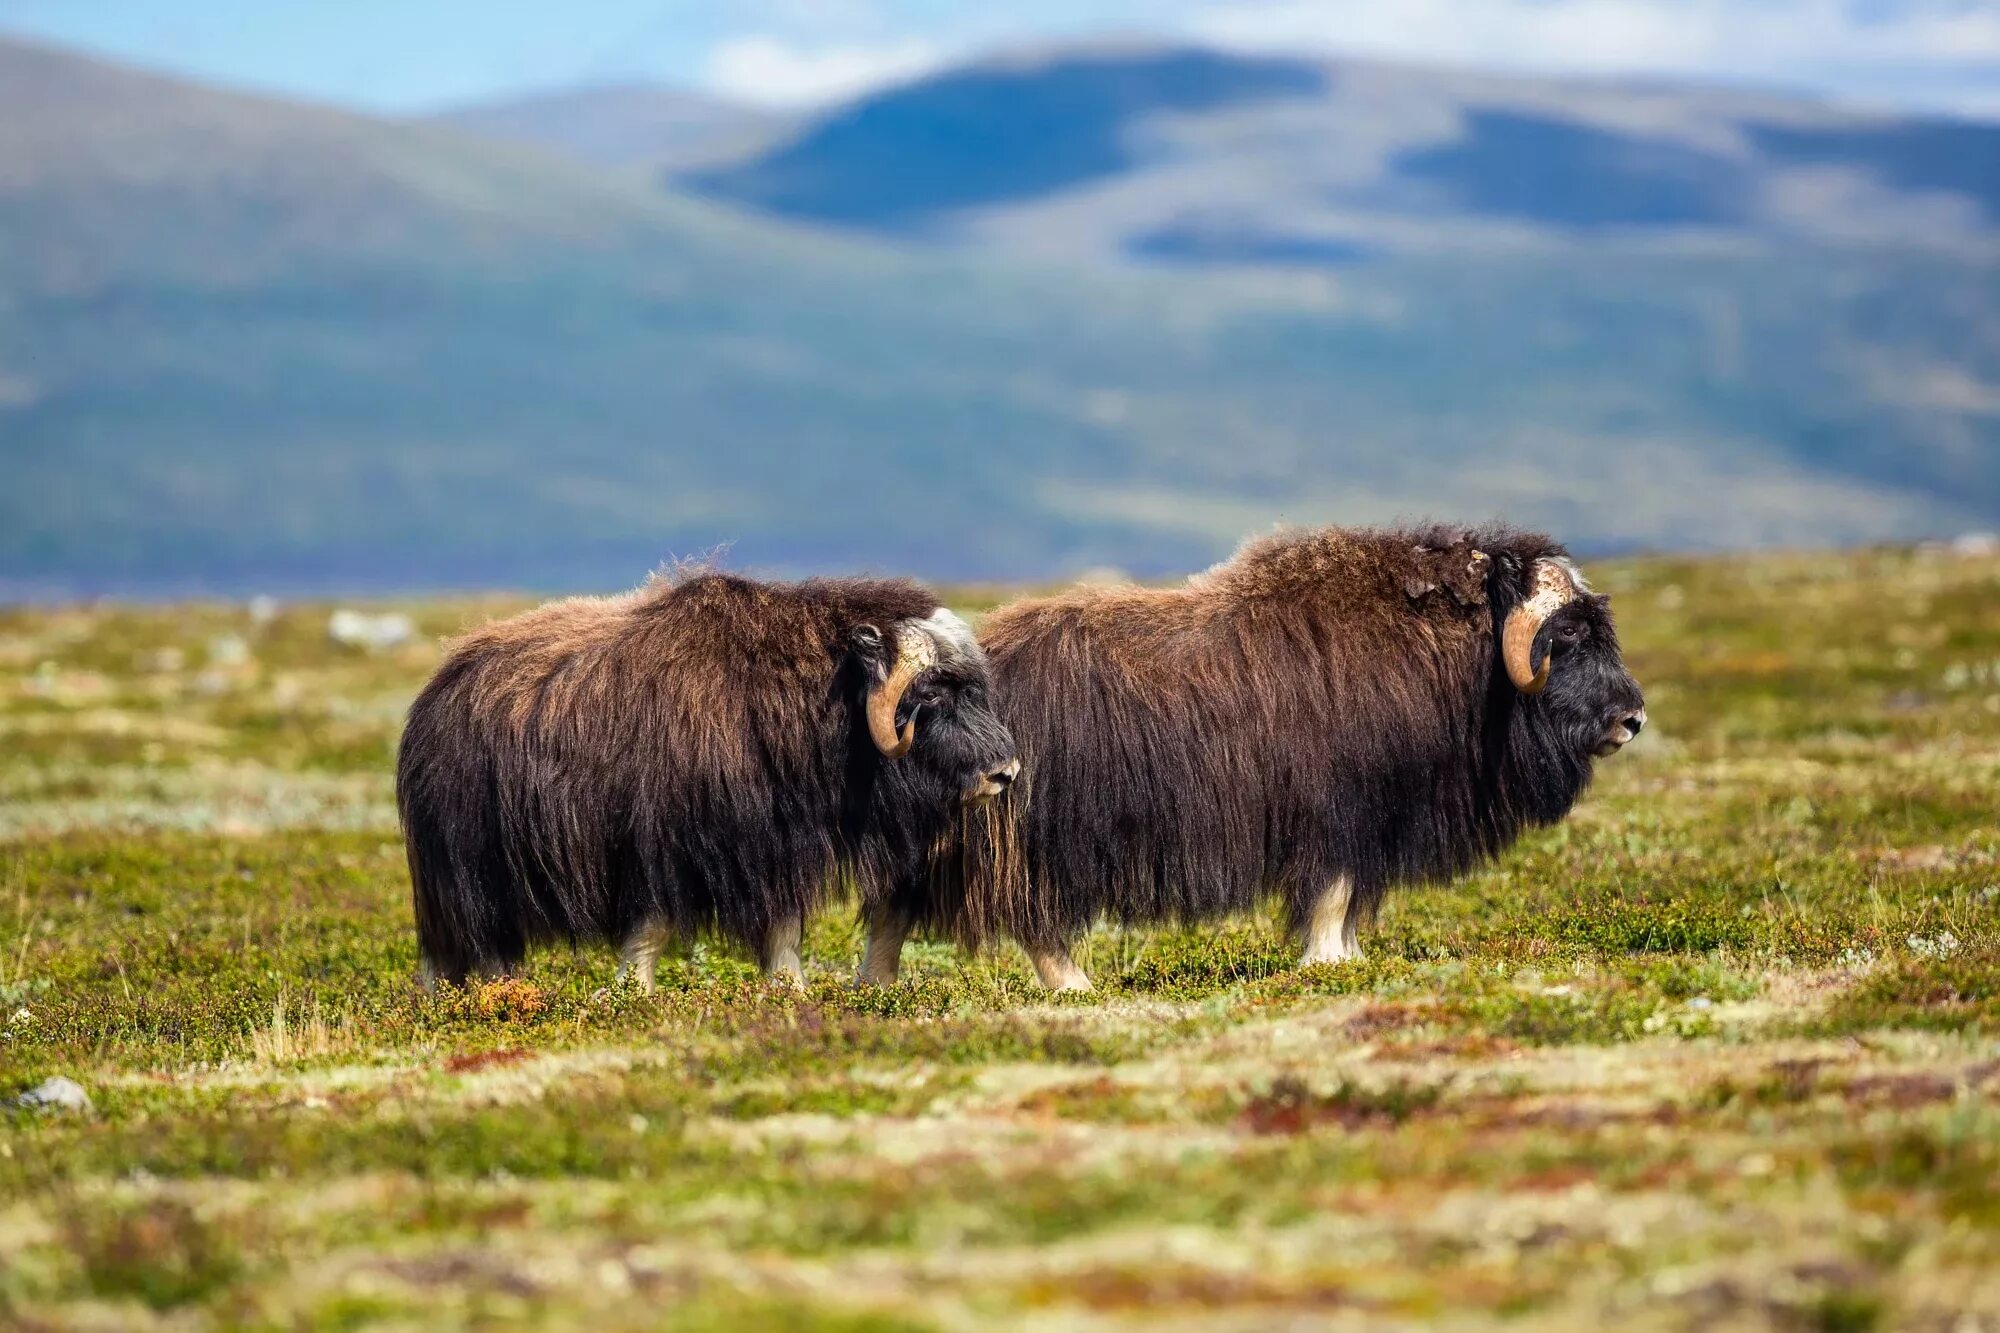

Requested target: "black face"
[
  {"left": 1531, "top": 594, "right": 1647, "bottom": 759},
  {"left": 899, "top": 665, "right": 1020, "bottom": 805},
  {"left": 849, "top": 621, "right": 1019, "bottom": 807}
]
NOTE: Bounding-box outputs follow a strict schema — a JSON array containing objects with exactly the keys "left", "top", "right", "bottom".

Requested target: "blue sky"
[{"left": 3, "top": 0, "right": 1998, "bottom": 117}]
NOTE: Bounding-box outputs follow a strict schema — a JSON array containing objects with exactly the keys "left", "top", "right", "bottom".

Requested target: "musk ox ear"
[{"left": 849, "top": 623, "right": 889, "bottom": 677}]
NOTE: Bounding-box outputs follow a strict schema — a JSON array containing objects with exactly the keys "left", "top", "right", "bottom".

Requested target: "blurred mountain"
[
  {"left": 676, "top": 41, "right": 2000, "bottom": 262},
  {"left": 1, "top": 36, "right": 1997, "bottom": 597},
  {"left": 430, "top": 84, "right": 788, "bottom": 173}
]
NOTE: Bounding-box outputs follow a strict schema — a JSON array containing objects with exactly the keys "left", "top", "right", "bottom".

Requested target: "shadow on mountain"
[
  {"left": 685, "top": 49, "right": 1327, "bottom": 231},
  {"left": 1127, "top": 222, "right": 1376, "bottom": 266},
  {"left": 1748, "top": 120, "right": 2000, "bottom": 222},
  {"left": 1396, "top": 109, "right": 1750, "bottom": 230}
]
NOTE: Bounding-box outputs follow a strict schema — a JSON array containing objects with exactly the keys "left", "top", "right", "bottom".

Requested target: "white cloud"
[
  {"left": 1185, "top": 0, "right": 2000, "bottom": 113},
  {"left": 702, "top": 34, "right": 946, "bottom": 107}
]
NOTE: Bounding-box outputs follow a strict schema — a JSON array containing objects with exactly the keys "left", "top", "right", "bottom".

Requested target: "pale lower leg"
[
  {"left": 616, "top": 918, "right": 675, "bottom": 994},
  {"left": 1025, "top": 940, "right": 1093, "bottom": 992},
  {"left": 760, "top": 914, "right": 805, "bottom": 986},
  {"left": 858, "top": 901, "right": 914, "bottom": 985},
  {"left": 1301, "top": 875, "right": 1364, "bottom": 966}
]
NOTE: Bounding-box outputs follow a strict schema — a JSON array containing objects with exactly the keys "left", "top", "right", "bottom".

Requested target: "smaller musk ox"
[
  {"left": 397, "top": 571, "right": 1018, "bottom": 989},
  {"left": 891, "top": 525, "right": 1645, "bottom": 991}
]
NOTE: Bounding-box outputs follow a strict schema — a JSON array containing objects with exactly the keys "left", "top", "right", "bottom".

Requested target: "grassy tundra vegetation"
[{"left": 2, "top": 547, "right": 1998, "bottom": 1330}]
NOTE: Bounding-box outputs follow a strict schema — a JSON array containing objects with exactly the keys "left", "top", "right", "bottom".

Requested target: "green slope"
[{"left": 1, "top": 38, "right": 1996, "bottom": 595}]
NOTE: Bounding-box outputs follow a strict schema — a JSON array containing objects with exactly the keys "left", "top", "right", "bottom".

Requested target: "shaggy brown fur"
[
  {"left": 913, "top": 524, "right": 1644, "bottom": 982},
  {"left": 398, "top": 569, "right": 1015, "bottom": 985}
]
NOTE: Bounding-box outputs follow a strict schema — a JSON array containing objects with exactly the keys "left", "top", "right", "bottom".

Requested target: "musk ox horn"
[
  {"left": 866, "top": 625, "right": 940, "bottom": 759},
  {"left": 1502, "top": 559, "right": 1580, "bottom": 695}
]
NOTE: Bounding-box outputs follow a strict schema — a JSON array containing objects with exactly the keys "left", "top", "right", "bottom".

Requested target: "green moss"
[{"left": 1815, "top": 939, "right": 2000, "bottom": 1034}]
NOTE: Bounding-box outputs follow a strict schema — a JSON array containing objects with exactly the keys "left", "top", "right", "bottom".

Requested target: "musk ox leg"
[
  {"left": 616, "top": 918, "right": 675, "bottom": 994},
  {"left": 417, "top": 951, "right": 510, "bottom": 991},
  {"left": 1024, "top": 939, "right": 1093, "bottom": 993},
  {"left": 1300, "top": 875, "right": 1364, "bottom": 966},
  {"left": 858, "top": 900, "right": 914, "bottom": 985},
  {"left": 759, "top": 914, "right": 806, "bottom": 987}
]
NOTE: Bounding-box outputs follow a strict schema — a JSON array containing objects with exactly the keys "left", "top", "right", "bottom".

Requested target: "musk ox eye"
[{"left": 1557, "top": 623, "right": 1587, "bottom": 644}]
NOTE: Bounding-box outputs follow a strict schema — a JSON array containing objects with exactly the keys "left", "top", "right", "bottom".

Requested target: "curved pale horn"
[
  {"left": 865, "top": 626, "right": 938, "bottom": 759},
  {"left": 1502, "top": 559, "right": 1579, "bottom": 695}
]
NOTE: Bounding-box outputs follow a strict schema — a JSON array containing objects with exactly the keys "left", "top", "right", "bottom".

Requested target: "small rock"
[
  {"left": 207, "top": 633, "right": 251, "bottom": 667},
  {"left": 14, "top": 1075, "right": 91, "bottom": 1113},
  {"left": 328, "top": 609, "right": 415, "bottom": 652}
]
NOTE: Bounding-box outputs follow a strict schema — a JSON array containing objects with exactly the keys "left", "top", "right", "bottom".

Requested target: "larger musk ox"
[
  {"left": 872, "top": 525, "right": 1644, "bottom": 991},
  {"left": 398, "top": 570, "right": 1018, "bottom": 989}
]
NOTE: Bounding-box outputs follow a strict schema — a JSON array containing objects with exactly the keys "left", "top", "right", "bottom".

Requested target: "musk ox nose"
[
  {"left": 965, "top": 758, "right": 1020, "bottom": 804},
  {"left": 1595, "top": 707, "right": 1647, "bottom": 756}
]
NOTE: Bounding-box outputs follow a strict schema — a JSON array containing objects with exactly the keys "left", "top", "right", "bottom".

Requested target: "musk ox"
[
  {"left": 397, "top": 570, "right": 1018, "bottom": 990},
  {"left": 872, "top": 525, "right": 1645, "bottom": 991}
]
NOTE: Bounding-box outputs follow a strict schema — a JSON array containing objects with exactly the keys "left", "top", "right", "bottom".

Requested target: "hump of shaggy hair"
[
  {"left": 398, "top": 569, "right": 937, "bottom": 982},
  {"left": 925, "top": 523, "right": 1579, "bottom": 949}
]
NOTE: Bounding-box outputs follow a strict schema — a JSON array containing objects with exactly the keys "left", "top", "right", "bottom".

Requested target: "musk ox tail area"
[
  {"left": 404, "top": 805, "right": 523, "bottom": 988},
  {"left": 398, "top": 678, "right": 532, "bottom": 986}
]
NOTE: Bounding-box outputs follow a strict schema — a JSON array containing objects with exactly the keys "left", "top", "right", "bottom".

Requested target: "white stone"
[
  {"left": 207, "top": 634, "right": 251, "bottom": 667},
  {"left": 15, "top": 1075, "right": 90, "bottom": 1113},
  {"left": 328, "top": 609, "right": 416, "bottom": 652}
]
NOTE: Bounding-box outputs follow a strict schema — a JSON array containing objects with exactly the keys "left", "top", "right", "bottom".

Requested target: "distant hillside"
[
  {"left": 676, "top": 42, "right": 2000, "bottom": 263},
  {"left": 1, "top": 36, "right": 1997, "bottom": 598},
  {"left": 429, "top": 84, "right": 787, "bottom": 173}
]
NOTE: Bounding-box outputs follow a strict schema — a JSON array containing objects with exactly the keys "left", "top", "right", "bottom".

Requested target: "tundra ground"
[{"left": 2, "top": 548, "right": 1998, "bottom": 1330}]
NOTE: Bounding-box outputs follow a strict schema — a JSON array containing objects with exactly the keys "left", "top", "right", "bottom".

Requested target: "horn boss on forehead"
[
  {"left": 1502, "top": 559, "right": 1580, "bottom": 694},
  {"left": 867, "top": 623, "right": 938, "bottom": 759}
]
